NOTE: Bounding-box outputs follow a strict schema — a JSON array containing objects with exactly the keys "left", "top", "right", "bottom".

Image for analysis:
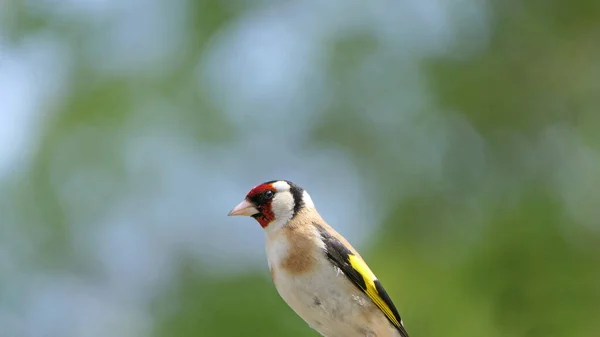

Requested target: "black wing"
[{"left": 314, "top": 223, "right": 409, "bottom": 337}]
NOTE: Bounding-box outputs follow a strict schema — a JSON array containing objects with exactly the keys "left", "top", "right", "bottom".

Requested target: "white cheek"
[
  {"left": 264, "top": 192, "right": 295, "bottom": 233},
  {"left": 271, "top": 192, "right": 295, "bottom": 220}
]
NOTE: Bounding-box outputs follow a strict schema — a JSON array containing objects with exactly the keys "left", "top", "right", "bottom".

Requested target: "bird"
[{"left": 228, "top": 180, "right": 409, "bottom": 337}]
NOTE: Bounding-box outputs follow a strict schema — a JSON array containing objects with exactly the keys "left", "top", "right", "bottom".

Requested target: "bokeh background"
[{"left": 1, "top": 0, "right": 600, "bottom": 336}]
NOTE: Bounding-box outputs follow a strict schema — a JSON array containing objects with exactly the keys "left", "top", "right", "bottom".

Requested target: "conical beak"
[{"left": 228, "top": 199, "right": 259, "bottom": 216}]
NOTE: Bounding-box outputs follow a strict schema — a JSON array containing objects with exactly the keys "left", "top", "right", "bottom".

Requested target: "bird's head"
[{"left": 228, "top": 180, "right": 314, "bottom": 229}]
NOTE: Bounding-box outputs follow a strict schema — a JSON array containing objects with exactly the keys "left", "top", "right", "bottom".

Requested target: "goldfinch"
[{"left": 228, "top": 180, "right": 409, "bottom": 337}]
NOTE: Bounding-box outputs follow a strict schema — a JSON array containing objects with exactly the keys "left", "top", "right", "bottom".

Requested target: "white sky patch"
[
  {"left": 32, "top": 0, "right": 120, "bottom": 19},
  {"left": 199, "top": 2, "right": 327, "bottom": 141},
  {"left": 0, "top": 34, "right": 70, "bottom": 181},
  {"left": 543, "top": 126, "right": 600, "bottom": 232},
  {"left": 23, "top": 275, "right": 150, "bottom": 337},
  {"left": 78, "top": 0, "right": 187, "bottom": 77}
]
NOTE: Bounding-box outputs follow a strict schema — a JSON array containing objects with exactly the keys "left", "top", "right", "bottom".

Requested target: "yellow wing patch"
[{"left": 347, "top": 255, "right": 402, "bottom": 328}]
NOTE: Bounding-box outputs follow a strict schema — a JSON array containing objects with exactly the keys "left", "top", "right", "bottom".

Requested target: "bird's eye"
[{"left": 264, "top": 190, "right": 274, "bottom": 199}]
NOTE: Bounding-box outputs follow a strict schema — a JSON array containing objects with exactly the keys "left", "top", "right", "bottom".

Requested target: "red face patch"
[
  {"left": 246, "top": 183, "right": 277, "bottom": 228},
  {"left": 246, "top": 183, "right": 276, "bottom": 199}
]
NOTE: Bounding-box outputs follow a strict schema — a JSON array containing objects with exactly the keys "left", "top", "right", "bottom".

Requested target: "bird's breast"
[{"left": 265, "top": 234, "right": 399, "bottom": 337}]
